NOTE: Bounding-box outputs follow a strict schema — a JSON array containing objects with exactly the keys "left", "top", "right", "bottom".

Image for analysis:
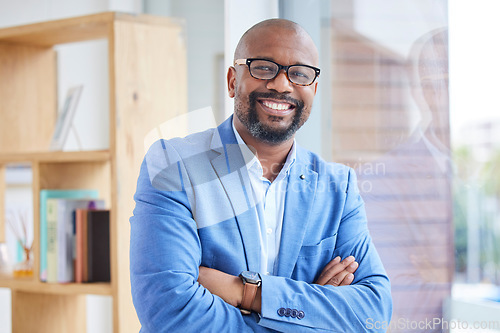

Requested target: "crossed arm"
[{"left": 198, "top": 255, "right": 359, "bottom": 312}]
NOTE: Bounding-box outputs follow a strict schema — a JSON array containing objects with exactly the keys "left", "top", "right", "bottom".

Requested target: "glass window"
[{"left": 281, "top": 0, "right": 500, "bottom": 331}]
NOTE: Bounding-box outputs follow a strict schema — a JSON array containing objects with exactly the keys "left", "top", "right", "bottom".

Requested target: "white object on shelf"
[{"left": 50, "top": 85, "right": 83, "bottom": 151}]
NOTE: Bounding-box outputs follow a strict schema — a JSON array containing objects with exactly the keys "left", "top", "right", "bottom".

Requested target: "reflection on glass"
[
  {"left": 326, "top": 2, "right": 451, "bottom": 331},
  {"left": 357, "top": 28, "right": 452, "bottom": 331}
]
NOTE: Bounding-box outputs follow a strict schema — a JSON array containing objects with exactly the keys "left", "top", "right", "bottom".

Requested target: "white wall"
[{"left": 144, "top": 0, "right": 226, "bottom": 123}]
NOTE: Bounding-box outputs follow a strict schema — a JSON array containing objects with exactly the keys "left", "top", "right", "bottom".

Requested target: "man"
[{"left": 130, "top": 19, "right": 392, "bottom": 332}]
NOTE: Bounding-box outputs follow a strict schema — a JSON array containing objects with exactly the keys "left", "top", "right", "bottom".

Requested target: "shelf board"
[
  {"left": 0, "top": 277, "right": 112, "bottom": 296},
  {"left": 0, "top": 150, "right": 110, "bottom": 164},
  {"left": 0, "top": 12, "right": 113, "bottom": 46},
  {"left": 0, "top": 12, "right": 182, "bottom": 47}
]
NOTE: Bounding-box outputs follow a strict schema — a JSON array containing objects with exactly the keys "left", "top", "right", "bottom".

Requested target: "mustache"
[{"left": 248, "top": 91, "right": 304, "bottom": 108}]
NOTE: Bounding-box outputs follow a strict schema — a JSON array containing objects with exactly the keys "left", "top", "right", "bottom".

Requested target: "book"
[
  {"left": 46, "top": 198, "right": 103, "bottom": 283},
  {"left": 87, "top": 210, "right": 110, "bottom": 282},
  {"left": 46, "top": 199, "right": 58, "bottom": 283},
  {"left": 75, "top": 207, "right": 103, "bottom": 283},
  {"left": 75, "top": 209, "right": 88, "bottom": 283},
  {"left": 39, "top": 189, "right": 99, "bottom": 282},
  {"left": 56, "top": 199, "right": 104, "bottom": 283}
]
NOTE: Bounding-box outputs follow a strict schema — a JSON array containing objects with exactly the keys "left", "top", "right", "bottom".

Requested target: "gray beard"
[{"left": 234, "top": 91, "right": 305, "bottom": 145}]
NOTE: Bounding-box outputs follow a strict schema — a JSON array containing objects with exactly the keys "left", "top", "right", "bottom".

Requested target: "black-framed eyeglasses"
[{"left": 234, "top": 58, "right": 320, "bottom": 86}]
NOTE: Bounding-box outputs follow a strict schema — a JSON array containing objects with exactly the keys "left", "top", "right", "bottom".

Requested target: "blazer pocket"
[
  {"left": 297, "top": 233, "right": 338, "bottom": 258},
  {"left": 293, "top": 234, "right": 338, "bottom": 282}
]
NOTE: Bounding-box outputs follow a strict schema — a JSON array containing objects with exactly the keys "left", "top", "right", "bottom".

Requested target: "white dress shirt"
[{"left": 232, "top": 120, "right": 296, "bottom": 275}]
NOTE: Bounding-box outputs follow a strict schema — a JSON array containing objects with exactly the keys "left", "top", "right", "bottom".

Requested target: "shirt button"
[{"left": 266, "top": 228, "right": 273, "bottom": 234}]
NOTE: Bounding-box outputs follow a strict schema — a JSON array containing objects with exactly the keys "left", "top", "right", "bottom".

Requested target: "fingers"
[
  {"left": 329, "top": 269, "right": 353, "bottom": 287},
  {"left": 320, "top": 256, "right": 341, "bottom": 273},
  {"left": 346, "top": 260, "right": 359, "bottom": 274},
  {"left": 315, "top": 256, "right": 358, "bottom": 286},
  {"left": 340, "top": 272, "right": 354, "bottom": 286},
  {"left": 334, "top": 260, "right": 358, "bottom": 286}
]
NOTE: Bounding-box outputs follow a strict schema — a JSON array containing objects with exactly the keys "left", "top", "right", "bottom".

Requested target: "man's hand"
[{"left": 315, "top": 256, "right": 359, "bottom": 286}]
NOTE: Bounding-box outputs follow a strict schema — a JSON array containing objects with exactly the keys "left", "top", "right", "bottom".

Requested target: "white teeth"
[{"left": 263, "top": 101, "right": 290, "bottom": 111}]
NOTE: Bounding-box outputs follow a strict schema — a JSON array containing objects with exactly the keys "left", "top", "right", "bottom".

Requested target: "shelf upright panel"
[{"left": 109, "top": 15, "right": 187, "bottom": 333}]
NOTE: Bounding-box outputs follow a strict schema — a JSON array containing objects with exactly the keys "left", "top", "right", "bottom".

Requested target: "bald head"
[{"left": 234, "top": 19, "right": 318, "bottom": 65}]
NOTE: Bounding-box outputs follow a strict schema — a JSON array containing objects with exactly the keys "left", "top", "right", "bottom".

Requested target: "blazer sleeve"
[
  {"left": 129, "top": 140, "right": 255, "bottom": 332},
  {"left": 257, "top": 168, "right": 393, "bottom": 332}
]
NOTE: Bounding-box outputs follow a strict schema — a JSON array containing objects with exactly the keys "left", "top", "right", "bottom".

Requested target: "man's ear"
[
  {"left": 227, "top": 66, "right": 236, "bottom": 98},
  {"left": 313, "top": 81, "right": 318, "bottom": 95}
]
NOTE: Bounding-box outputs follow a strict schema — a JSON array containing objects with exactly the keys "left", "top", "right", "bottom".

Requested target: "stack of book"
[{"left": 40, "top": 189, "right": 110, "bottom": 283}]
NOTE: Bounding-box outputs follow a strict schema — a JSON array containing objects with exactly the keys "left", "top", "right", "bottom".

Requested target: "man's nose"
[{"left": 266, "top": 70, "right": 293, "bottom": 93}]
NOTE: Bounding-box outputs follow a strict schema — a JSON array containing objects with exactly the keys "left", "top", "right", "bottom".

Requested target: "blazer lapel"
[
  {"left": 276, "top": 158, "right": 318, "bottom": 277},
  {"left": 209, "top": 118, "right": 261, "bottom": 272}
]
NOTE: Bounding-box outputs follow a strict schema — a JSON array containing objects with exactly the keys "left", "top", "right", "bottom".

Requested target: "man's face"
[{"left": 228, "top": 26, "right": 318, "bottom": 145}]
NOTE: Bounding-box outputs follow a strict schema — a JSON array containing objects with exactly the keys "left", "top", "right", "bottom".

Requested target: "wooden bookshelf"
[
  {"left": 0, "top": 278, "right": 112, "bottom": 296},
  {"left": 0, "top": 150, "right": 110, "bottom": 164},
  {"left": 0, "top": 12, "right": 187, "bottom": 333}
]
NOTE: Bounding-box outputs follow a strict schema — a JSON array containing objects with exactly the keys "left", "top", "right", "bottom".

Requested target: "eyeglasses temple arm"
[{"left": 234, "top": 59, "right": 247, "bottom": 66}]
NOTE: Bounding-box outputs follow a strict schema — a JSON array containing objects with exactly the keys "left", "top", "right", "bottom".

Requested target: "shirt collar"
[{"left": 232, "top": 117, "right": 296, "bottom": 177}]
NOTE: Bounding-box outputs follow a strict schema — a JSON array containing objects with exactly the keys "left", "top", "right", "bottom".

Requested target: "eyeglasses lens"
[{"left": 249, "top": 60, "right": 316, "bottom": 86}]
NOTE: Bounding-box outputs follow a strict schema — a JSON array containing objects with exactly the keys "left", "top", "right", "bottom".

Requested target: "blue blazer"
[{"left": 130, "top": 116, "right": 392, "bottom": 332}]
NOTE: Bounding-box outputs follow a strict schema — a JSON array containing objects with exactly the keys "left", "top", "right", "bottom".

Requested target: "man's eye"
[
  {"left": 254, "top": 65, "right": 273, "bottom": 72},
  {"left": 290, "top": 70, "right": 309, "bottom": 79}
]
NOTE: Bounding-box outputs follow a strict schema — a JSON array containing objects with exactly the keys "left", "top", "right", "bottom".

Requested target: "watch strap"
[{"left": 240, "top": 281, "right": 258, "bottom": 314}]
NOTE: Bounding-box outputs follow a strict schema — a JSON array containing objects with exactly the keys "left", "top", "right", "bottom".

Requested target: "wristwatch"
[{"left": 239, "top": 271, "right": 261, "bottom": 315}]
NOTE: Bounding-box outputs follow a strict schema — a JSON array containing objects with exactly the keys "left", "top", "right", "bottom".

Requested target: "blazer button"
[
  {"left": 297, "top": 310, "right": 305, "bottom": 320},
  {"left": 285, "top": 308, "right": 292, "bottom": 317},
  {"left": 277, "top": 307, "right": 286, "bottom": 316},
  {"left": 291, "top": 309, "right": 298, "bottom": 318}
]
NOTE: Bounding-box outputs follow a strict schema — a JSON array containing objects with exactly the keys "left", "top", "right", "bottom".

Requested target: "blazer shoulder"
[{"left": 146, "top": 127, "right": 217, "bottom": 157}]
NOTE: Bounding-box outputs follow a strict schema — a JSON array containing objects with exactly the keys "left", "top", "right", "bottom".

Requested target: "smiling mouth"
[{"left": 258, "top": 99, "right": 295, "bottom": 116}]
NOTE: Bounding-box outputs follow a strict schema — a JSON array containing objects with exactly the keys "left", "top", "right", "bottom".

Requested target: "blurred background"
[{"left": 1, "top": 0, "right": 499, "bottom": 332}]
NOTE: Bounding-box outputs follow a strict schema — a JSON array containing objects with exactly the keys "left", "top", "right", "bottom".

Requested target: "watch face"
[{"left": 241, "top": 271, "right": 261, "bottom": 284}]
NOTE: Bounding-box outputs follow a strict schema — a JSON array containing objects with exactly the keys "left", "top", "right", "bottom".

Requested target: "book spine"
[
  {"left": 56, "top": 200, "right": 72, "bottom": 283},
  {"left": 82, "top": 210, "right": 88, "bottom": 282},
  {"left": 87, "top": 210, "right": 110, "bottom": 282},
  {"left": 87, "top": 212, "right": 93, "bottom": 282},
  {"left": 46, "top": 199, "right": 58, "bottom": 283},
  {"left": 75, "top": 209, "right": 85, "bottom": 283}
]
